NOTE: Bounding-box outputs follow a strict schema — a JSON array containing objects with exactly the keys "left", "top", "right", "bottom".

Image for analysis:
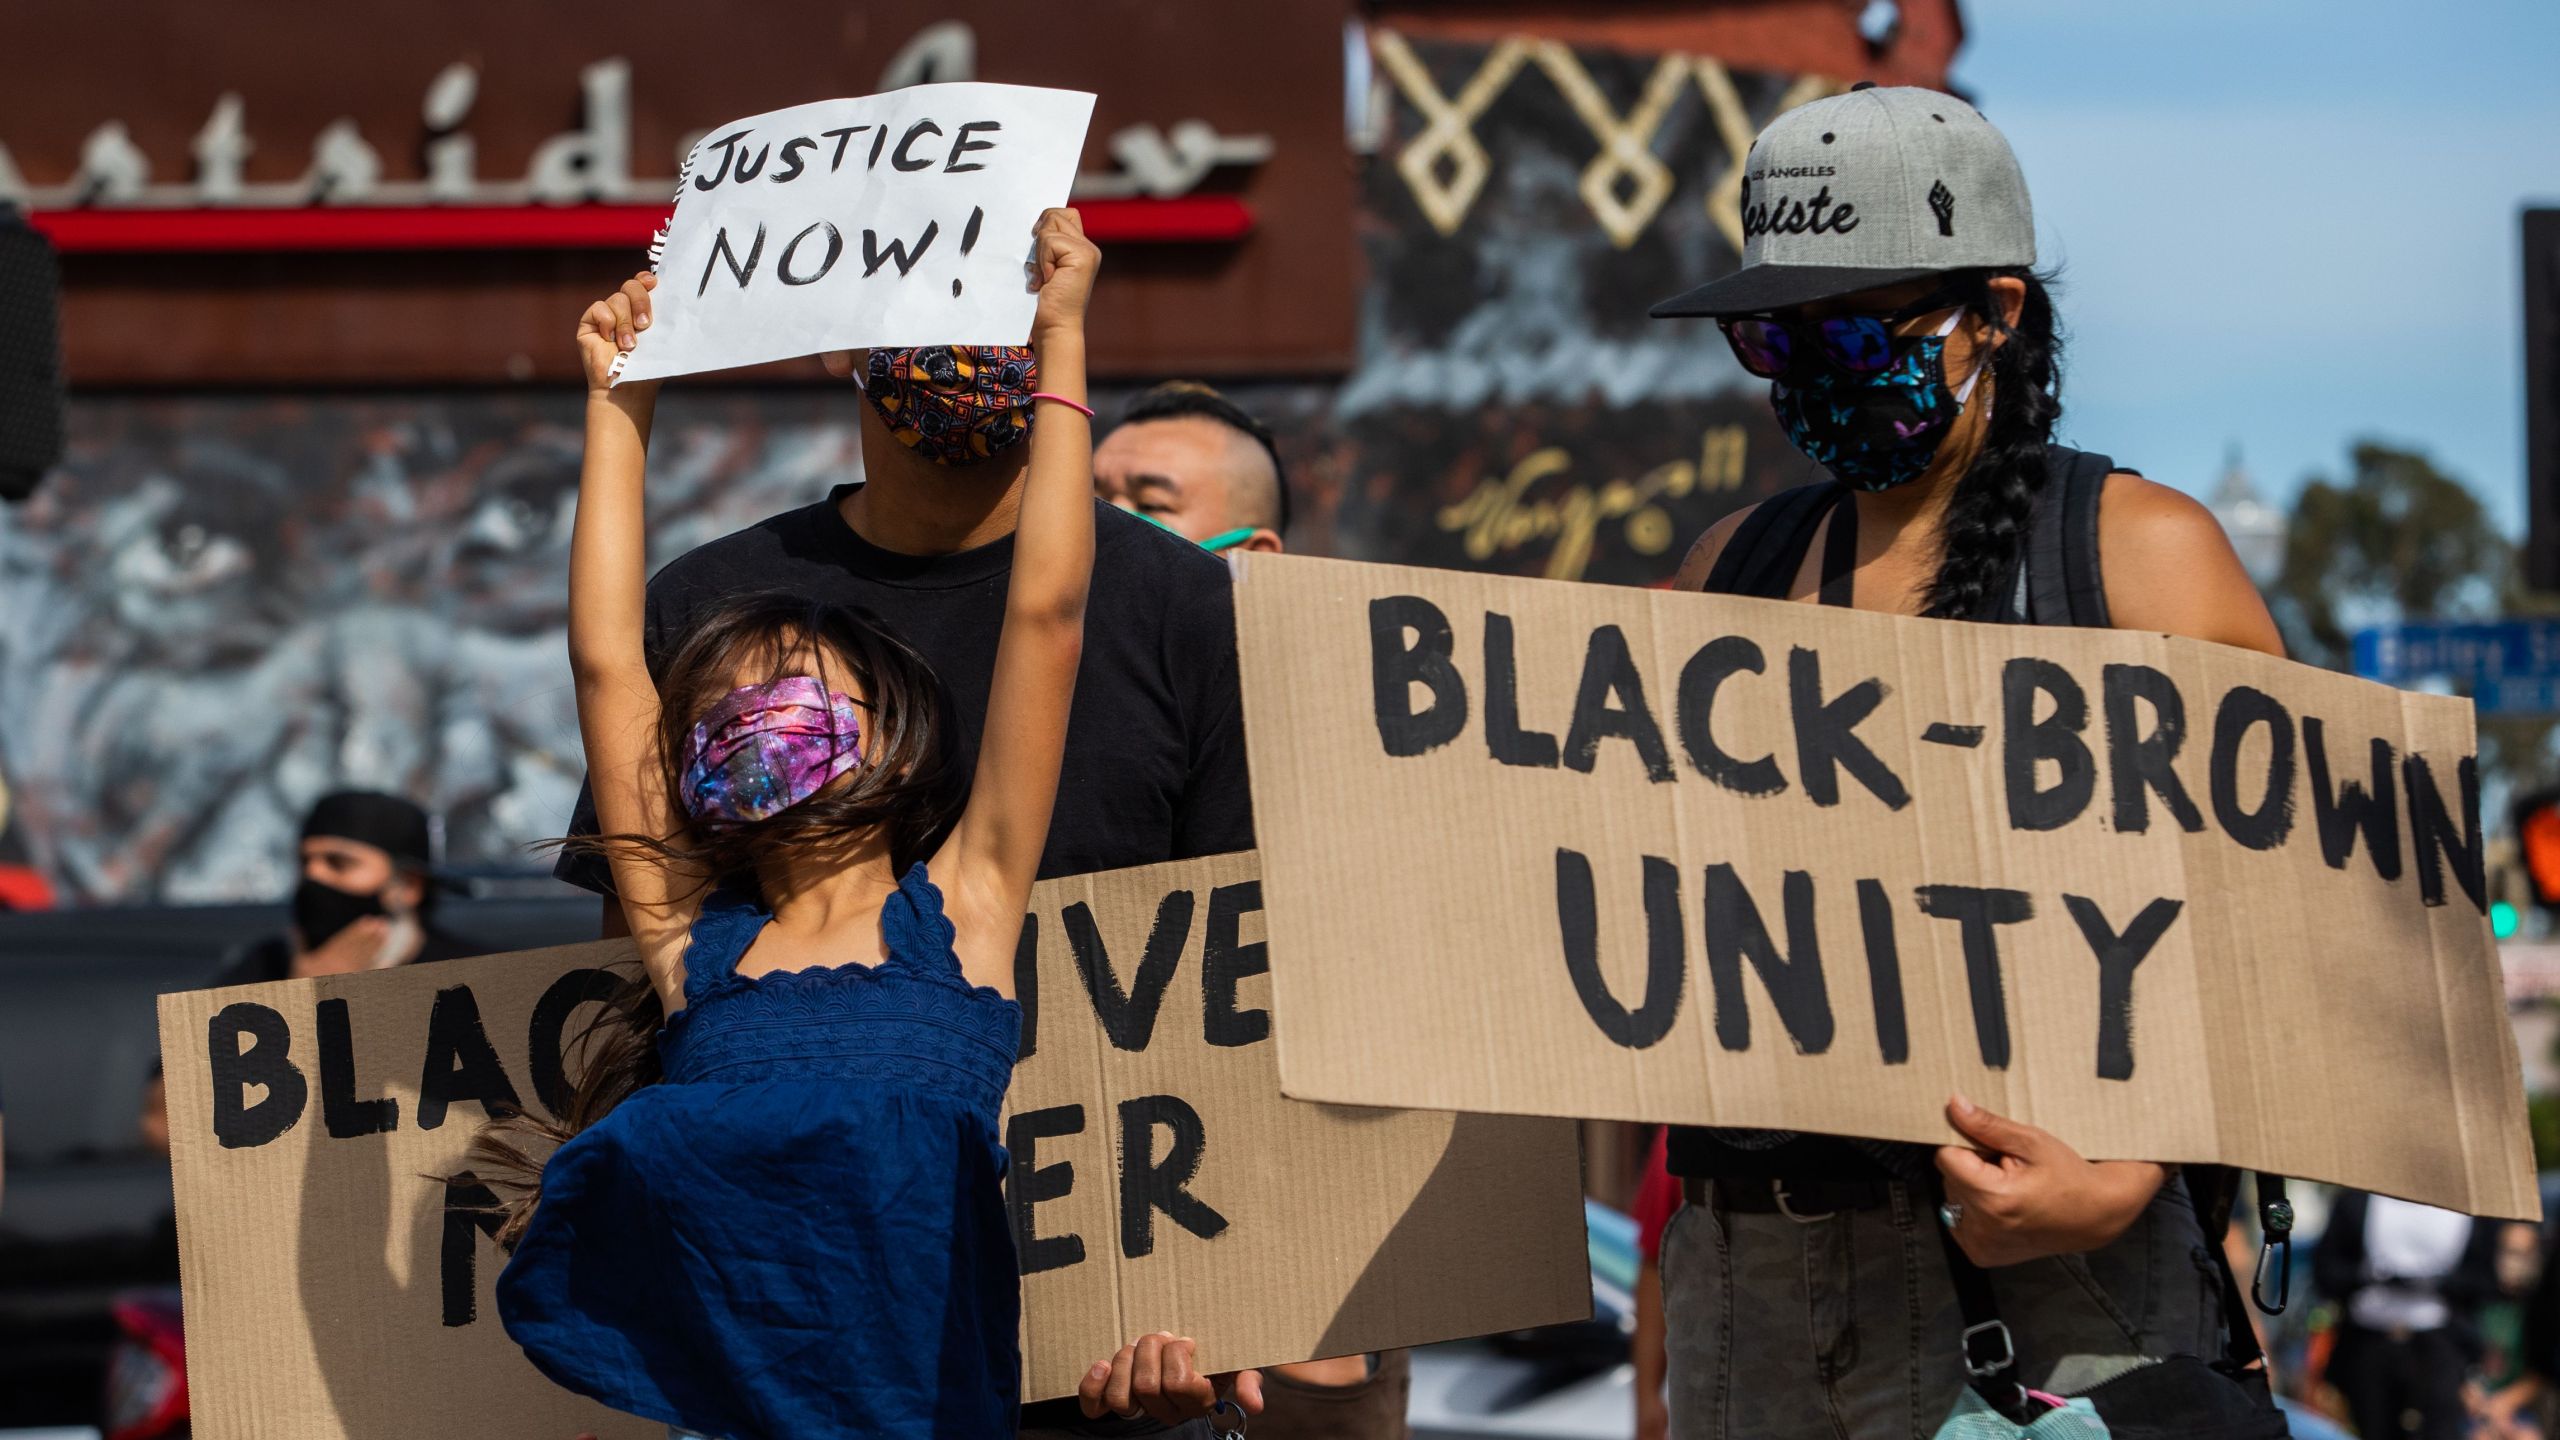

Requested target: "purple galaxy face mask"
[{"left": 678, "top": 677, "right": 865, "bottom": 823}]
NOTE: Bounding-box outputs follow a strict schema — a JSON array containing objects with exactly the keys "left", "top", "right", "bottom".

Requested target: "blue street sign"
[{"left": 2352, "top": 618, "right": 2560, "bottom": 715}]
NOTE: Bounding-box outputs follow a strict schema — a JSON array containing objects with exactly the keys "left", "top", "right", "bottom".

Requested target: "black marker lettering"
[
  {"left": 2303, "top": 720, "right": 2402, "bottom": 880},
  {"left": 2101, "top": 664, "right": 2203, "bottom": 833},
  {"left": 441, "top": 1180, "right": 503, "bottom": 1326},
  {"left": 1004, "top": 1105, "right": 1087, "bottom": 1275},
  {"left": 527, "top": 968, "right": 620, "bottom": 1119},
  {"left": 208, "top": 1002, "right": 304, "bottom": 1148},
  {"left": 1553, "top": 849, "right": 1685, "bottom": 1049},
  {"left": 730, "top": 143, "right": 770, "bottom": 183},
  {"left": 318, "top": 996, "right": 397, "bottom": 1138},
  {"left": 417, "top": 986, "right": 520, "bottom": 1131},
  {"left": 945, "top": 119, "right": 1001, "bottom": 172},
  {"left": 1117, "top": 1095, "right": 1228, "bottom": 1259},
  {"left": 1368, "top": 596, "right": 1466, "bottom": 756},
  {"left": 2063, "top": 895, "right": 2182, "bottom": 1082},
  {"left": 697, "top": 224, "right": 766, "bottom": 297},
  {"left": 2002, "top": 658, "right": 2095, "bottom": 831},
  {"left": 1703, "top": 864, "right": 1834, "bottom": 1055},
  {"left": 777, "top": 221, "right": 844, "bottom": 286},
  {"left": 867, "top": 125, "right": 888, "bottom": 169},
  {"left": 1857, "top": 878, "right": 1909, "bottom": 1065},
  {"left": 1483, "top": 611, "right": 1559, "bottom": 768},
  {"left": 2406, "top": 753, "right": 2486, "bottom": 912},
  {"left": 1202, "top": 881, "right": 1270, "bottom": 1048},
  {"left": 960, "top": 205, "right": 985, "bottom": 255},
  {"left": 891, "top": 119, "right": 944, "bottom": 171},
  {"left": 1677, "top": 636, "right": 1785, "bottom": 796},
  {"left": 691, "top": 129, "right": 752, "bottom": 190},
  {"left": 1065, "top": 891, "right": 1193, "bottom": 1050},
  {"left": 770, "top": 135, "right": 816, "bottom": 184},
  {"left": 860, "top": 220, "right": 939, "bottom": 277},
  {"left": 1563, "top": 625, "right": 1675, "bottom": 781},
  {"left": 2209, "top": 686, "right": 2296, "bottom": 851},
  {"left": 821, "top": 125, "right": 868, "bottom": 172},
  {"left": 1789, "top": 647, "right": 1909, "bottom": 809},
  {"left": 1916, "top": 886, "right": 2034, "bottom": 1068}
]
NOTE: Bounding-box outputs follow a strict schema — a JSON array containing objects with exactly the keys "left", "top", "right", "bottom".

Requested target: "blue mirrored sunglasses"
[{"left": 1717, "top": 288, "right": 1966, "bottom": 383}]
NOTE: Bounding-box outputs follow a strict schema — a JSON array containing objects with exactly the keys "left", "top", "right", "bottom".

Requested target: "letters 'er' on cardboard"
[
  {"left": 1233, "top": 553, "right": 2538, "bottom": 1220},
  {"left": 609, "top": 83, "right": 1095, "bottom": 383},
  {"left": 157, "top": 851, "right": 1588, "bottom": 1440}
]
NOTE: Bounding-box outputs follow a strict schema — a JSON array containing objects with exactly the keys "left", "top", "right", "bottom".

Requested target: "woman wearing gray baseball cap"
[{"left": 1650, "top": 88, "right": 2292, "bottom": 1438}]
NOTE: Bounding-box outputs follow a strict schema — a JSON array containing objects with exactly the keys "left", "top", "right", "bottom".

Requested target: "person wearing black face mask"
[
  {"left": 1646, "top": 88, "right": 2290, "bottom": 1440},
  {"left": 208, "top": 789, "right": 489, "bottom": 987}
]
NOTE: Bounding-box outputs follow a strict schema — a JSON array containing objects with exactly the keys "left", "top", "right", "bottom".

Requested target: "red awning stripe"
[{"left": 27, "top": 197, "right": 1255, "bottom": 253}]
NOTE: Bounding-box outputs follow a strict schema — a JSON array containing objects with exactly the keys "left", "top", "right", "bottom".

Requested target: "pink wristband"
[{"left": 1028, "top": 392, "right": 1095, "bottom": 418}]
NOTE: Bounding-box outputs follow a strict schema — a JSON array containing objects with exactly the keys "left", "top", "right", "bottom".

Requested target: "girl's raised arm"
[
  {"left": 568, "top": 273, "right": 702, "bottom": 994},
  {"left": 941, "top": 210, "right": 1100, "bottom": 974}
]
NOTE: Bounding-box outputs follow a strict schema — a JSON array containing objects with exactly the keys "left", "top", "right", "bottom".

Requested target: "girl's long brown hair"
[{"left": 462, "top": 591, "right": 967, "bottom": 1247}]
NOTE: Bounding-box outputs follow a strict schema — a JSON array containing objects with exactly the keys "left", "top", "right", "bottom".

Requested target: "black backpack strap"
[
  {"left": 1935, "top": 1168, "right": 2274, "bottom": 1419},
  {"left": 2026, "top": 447, "right": 2115, "bottom": 628},
  {"left": 1706, "top": 482, "right": 1845, "bottom": 599},
  {"left": 1932, "top": 1178, "right": 2035, "bottom": 1418},
  {"left": 2250, "top": 1172, "right": 2294, "bottom": 1314}
]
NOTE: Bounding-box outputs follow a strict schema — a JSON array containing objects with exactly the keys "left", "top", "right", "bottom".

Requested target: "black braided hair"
[{"left": 1921, "top": 267, "right": 2064, "bottom": 620}]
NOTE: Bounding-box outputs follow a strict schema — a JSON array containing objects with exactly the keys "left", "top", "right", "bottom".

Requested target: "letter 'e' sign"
[{"left": 609, "top": 84, "right": 1095, "bottom": 384}]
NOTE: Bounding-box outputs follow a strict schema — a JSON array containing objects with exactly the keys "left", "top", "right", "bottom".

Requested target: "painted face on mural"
[{"left": 0, "top": 396, "right": 840, "bottom": 902}]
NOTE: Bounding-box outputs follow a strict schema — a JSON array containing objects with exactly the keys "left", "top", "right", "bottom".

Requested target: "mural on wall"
[
  {"left": 0, "top": 393, "right": 863, "bottom": 905},
  {"left": 1317, "top": 31, "right": 1834, "bottom": 583}
]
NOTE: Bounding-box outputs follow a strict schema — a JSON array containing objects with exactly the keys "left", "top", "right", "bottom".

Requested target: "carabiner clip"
[
  {"left": 2252, "top": 1192, "right": 2295, "bottom": 1315},
  {"left": 1210, "top": 1398, "right": 1249, "bottom": 1440}
]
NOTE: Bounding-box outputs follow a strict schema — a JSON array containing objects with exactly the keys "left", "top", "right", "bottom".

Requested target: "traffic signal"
[{"left": 2513, "top": 788, "right": 2560, "bottom": 918}]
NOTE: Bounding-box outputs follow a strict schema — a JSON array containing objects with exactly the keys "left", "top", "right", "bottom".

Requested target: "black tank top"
[{"left": 1665, "top": 446, "right": 2119, "bottom": 1182}]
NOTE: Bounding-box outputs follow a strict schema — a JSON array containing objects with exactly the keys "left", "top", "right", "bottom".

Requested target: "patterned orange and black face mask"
[{"left": 862, "top": 345, "right": 1039, "bottom": 465}]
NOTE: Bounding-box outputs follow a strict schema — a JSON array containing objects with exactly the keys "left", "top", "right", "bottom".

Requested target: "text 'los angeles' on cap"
[{"left": 1650, "top": 84, "right": 2035, "bottom": 320}]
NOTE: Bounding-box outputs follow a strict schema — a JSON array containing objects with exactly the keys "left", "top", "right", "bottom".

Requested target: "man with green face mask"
[{"left": 1094, "top": 382, "right": 1289, "bottom": 556}]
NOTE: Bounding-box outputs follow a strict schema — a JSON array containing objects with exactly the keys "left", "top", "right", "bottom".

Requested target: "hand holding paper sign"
[
  {"left": 1934, "top": 1094, "right": 2167, "bottom": 1268},
  {"left": 577, "top": 271, "right": 657, "bottom": 397}
]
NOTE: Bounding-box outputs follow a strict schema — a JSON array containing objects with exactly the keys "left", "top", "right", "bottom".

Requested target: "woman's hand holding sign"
[{"left": 1934, "top": 1093, "right": 2168, "bottom": 1267}]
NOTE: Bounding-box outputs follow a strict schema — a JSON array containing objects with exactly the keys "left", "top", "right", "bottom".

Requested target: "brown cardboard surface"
[
  {"left": 158, "top": 851, "right": 1588, "bottom": 1438},
  {"left": 1233, "top": 553, "right": 2538, "bottom": 1220}
]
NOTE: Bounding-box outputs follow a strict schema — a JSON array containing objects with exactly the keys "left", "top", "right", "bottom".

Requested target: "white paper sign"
[{"left": 612, "top": 83, "right": 1096, "bottom": 384}]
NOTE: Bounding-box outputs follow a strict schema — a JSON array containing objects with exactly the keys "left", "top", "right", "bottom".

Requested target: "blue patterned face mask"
[{"left": 1772, "top": 308, "right": 1981, "bottom": 492}]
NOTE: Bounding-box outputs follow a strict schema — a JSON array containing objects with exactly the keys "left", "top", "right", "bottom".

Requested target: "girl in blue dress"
[{"left": 478, "top": 208, "right": 1100, "bottom": 1440}]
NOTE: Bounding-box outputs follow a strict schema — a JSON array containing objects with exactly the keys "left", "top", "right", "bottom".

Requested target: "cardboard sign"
[
  {"left": 1232, "top": 553, "right": 2538, "bottom": 1220},
  {"left": 157, "top": 852, "right": 1588, "bottom": 1438},
  {"left": 610, "top": 83, "right": 1095, "bottom": 383}
]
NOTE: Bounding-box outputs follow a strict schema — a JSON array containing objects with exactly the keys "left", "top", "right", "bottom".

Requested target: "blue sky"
[{"left": 1952, "top": 0, "right": 2560, "bottom": 535}]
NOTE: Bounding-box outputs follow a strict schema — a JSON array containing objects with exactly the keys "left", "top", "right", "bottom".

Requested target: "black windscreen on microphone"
[{"left": 0, "top": 205, "right": 65, "bottom": 503}]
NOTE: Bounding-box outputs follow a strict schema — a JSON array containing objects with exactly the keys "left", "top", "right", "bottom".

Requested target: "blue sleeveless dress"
[{"left": 497, "top": 864, "right": 1024, "bottom": 1440}]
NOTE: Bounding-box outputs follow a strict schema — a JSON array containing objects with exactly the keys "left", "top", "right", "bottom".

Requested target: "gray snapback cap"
[{"left": 1652, "top": 85, "right": 2034, "bottom": 318}]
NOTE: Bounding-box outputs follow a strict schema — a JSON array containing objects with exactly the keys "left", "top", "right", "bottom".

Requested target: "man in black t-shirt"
[{"left": 555, "top": 347, "right": 1256, "bottom": 1435}]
